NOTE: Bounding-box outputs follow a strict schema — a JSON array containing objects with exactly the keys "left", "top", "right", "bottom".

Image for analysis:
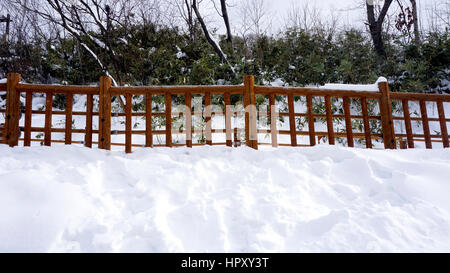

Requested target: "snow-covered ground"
[{"left": 1, "top": 145, "right": 450, "bottom": 252}]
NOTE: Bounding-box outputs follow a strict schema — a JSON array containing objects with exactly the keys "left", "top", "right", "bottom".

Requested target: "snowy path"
[{"left": 1, "top": 145, "right": 450, "bottom": 252}]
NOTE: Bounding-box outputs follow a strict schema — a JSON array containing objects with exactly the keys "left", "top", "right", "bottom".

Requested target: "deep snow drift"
[{"left": 1, "top": 145, "right": 450, "bottom": 252}]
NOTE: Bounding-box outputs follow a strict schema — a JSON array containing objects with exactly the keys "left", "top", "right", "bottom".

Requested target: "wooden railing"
[{"left": 1, "top": 73, "right": 449, "bottom": 152}]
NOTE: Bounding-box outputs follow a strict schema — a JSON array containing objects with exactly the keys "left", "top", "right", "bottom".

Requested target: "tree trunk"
[
  {"left": 366, "top": 0, "right": 393, "bottom": 58},
  {"left": 220, "top": 0, "right": 232, "bottom": 44},
  {"left": 192, "top": 0, "right": 227, "bottom": 62},
  {"left": 410, "top": 0, "right": 420, "bottom": 45},
  {"left": 184, "top": 0, "right": 195, "bottom": 40}
]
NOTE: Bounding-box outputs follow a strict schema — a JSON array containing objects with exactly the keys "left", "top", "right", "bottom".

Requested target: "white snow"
[
  {"left": 320, "top": 77, "right": 387, "bottom": 92},
  {"left": 175, "top": 46, "right": 186, "bottom": 59},
  {"left": 1, "top": 145, "right": 450, "bottom": 252},
  {"left": 270, "top": 78, "right": 286, "bottom": 87}
]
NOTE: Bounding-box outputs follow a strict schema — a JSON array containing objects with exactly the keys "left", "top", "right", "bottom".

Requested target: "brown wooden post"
[
  {"left": 269, "top": 93, "right": 278, "bottom": 147},
  {"left": 378, "top": 81, "right": 396, "bottom": 149},
  {"left": 287, "top": 94, "right": 297, "bottom": 147},
  {"left": 165, "top": 92, "right": 172, "bottom": 147},
  {"left": 324, "top": 95, "right": 335, "bottom": 145},
  {"left": 343, "top": 96, "right": 354, "bottom": 147},
  {"left": 419, "top": 100, "right": 432, "bottom": 149},
  {"left": 243, "top": 75, "right": 258, "bottom": 149},
  {"left": 306, "top": 95, "right": 316, "bottom": 146},
  {"left": 402, "top": 99, "right": 414, "bottom": 148},
  {"left": 399, "top": 138, "right": 407, "bottom": 149},
  {"left": 65, "top": 93, "right": 73, "bottom": 145},
  {"left": 99, "top": 76, "right": 112, "bottom": 150},
  {"left": 4, "top": 73, "right": 21, "bottom": 146},
  {"left": 185, "top": 92, "right": 192, "bottom": 147},
  {"left": 125, "top": 93, "right": 132, "bottom": 153},
  {"left": 24, "top": 91, "right": 33, "bottom": 147},
  {"left": 224, "top": 92, "right": 232, "bottom": 147},
  {"left": 85, "top": 94, "right": 93, "bottom": 148},
  {"left": 44, "top": 92, "right": 53, "bottom": 146},
  {"left": 437, "top": 101, "right": 449, "bottom": 148},
  {"left": 361, "top": 98, "right": 373, "bottom": 148},
  {"left": 145, "top": 94, "right": 153, "bottom": 147},
  {"left": 205, "top": 91, "right": 212, "bottom": 145}
]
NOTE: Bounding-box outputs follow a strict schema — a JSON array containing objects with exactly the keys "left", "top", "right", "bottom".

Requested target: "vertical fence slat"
[
  {"left": 205, "top": 91, "right": 212, "bottom": 145},
  {"left": 288, "top": 94, "right": 297, "bottom": 147},
  {"left": 244, "top": 75, "right": 258, "bottom": 149},
  {"left": 125, "top": 93, "right": 132, "bottom": 153},
  {"left": 361, "top": 97, "right": 372, "bottom": 149},
  {"left": 44, "top": 92, "right": 53, "bottom": 146},
  {"left": 402, "top": 99, "right": 414, "bottom": 148},
  {"left": 420, "top": 100, "right": 432, "bottom": 149},
  {"left": 185, "top": 92, "right": 192, "bottom": 147},
  {"left": 269, "top": 93, "right": 278, "bottom": 147},
  {"left": 5, "top": 73, "right": 21, "bottom": 146},
  {"left": 324, "top": 95, "right": 335, "bottom": 145},
  {"left": 65, "top": 93, "right": 73, "bottom": 145},
  {"left": 224, "top": 92, "right": 232, "bottom": 147},
  {"left": 399, "top": 138, "right": 407, "bottom": 149},
  {"left": 24, "top": 91, "right": 32, "bottom": 146},
  {"left": 343, "top": 96, "right": 354, "bottom": 147},
  {"left": 99, "top": 76, "right": 112, "bottom": 150},
  {"left": 306, "top": 95, "right": 316, "bottom": 146},
  {"left": 85, "top": 94, "right": 93, "bottom": 148},
  {"left": 165, "top": 92, "right": 172, "bottom": 147},
  {"left": 378, "top": 81, "right": 396, "bottom": 149},
  {"left": 145, "top": 94, "right": 153, "bottom": 147},
  {"left": 437, "top": 101, "right": 449, "bottom": 148}
]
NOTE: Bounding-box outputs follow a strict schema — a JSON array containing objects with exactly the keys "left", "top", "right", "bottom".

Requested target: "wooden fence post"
[
  {"left": 5, "top": 73, "right": 21, "bottom": 147},
  {"left": 44, "top": 92, "right": 53, "bottom": 146},
  {"left": 85, "top": 94, "right": 94, "bottom": 148},
  {"left": 99, "top": 76, "right": 112, "bottom": 150},
  {"left": 243, "top": 75, "right": 258, "bottom": 150},
  {"left": 165, "top": 92, "right": 172, "bottom": 147},
  {"left": 224, "top": 92, "right": 232, "bottom": 147},
  {"left": 378, "top": 81, "right": 396, "bottom": 149}
]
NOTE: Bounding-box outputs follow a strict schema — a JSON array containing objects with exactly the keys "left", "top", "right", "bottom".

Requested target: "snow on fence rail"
[{"left": 0, "top": 73, "right": 449, "bottom": 153}]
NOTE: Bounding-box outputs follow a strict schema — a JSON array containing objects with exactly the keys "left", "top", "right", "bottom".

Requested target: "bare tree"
[
  {"left": 8, "top": 0, "right": 158, "bottom": 109},
  {"left": 394, "top": 0, "right": 420, "bottom": 45},
  {"left": 172, "top": 0, "right": 196, "bottom": 40},
  {"left": 238, "top": 0, "right": 273, "bottom": 38},
  {"left": 11, "top": 0, "right": 118, "bottom": 83},
  {"left": 135, "top": 0, "right": 164, "bottom": 26},
  {"left": 220, "top": 0, "right": 232, "bottom": 44},
  {"left": 285, "top": 1, "right": 339, "bottom": 35},
  {"left": 366, "top": 0, "right": 394, "bottom": 57},
  {"left": 0, "top": 14, "right": 11, "bottom": 43},
  {"left": 410, "top": 0, "right": 420, "bottom": 44},
  {"left": 192, "top": 0, "right": 235, "bottom": 75},
  {"left": 428, "top": 0, "right": 450, "bottom": 31}
]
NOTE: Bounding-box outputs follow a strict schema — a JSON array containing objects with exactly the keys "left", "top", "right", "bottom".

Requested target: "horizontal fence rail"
[{"left": 1, "top": 73, "right": 449, "bottom": 153}]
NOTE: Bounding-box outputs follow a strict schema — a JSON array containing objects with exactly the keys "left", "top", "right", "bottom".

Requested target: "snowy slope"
[{"left": 1, "top": 145, "right": 450, "bottom": 252}]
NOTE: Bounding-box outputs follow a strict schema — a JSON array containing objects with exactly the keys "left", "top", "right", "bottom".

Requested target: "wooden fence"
[{"left": 0, "top": 73, "right": 449, "bottom": 153}]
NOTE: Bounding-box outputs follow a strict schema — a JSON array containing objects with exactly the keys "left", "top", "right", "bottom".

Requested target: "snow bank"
[
  {"left": 320, "top": 77, "right": 387, "bottom": 92},
  {"left": 270, "top": 78, "right": 286, "bottom": 87},
  {"left": 1, "top": 145, "right": 450, "bottom": 252}
]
